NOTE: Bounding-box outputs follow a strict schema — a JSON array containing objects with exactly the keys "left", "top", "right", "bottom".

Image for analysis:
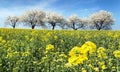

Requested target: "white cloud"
[{"left": 0, "top": 0, "right": 58, "bottom": 17}]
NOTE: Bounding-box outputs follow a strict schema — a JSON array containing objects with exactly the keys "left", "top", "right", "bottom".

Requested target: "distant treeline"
[{"left": 4, "top": 10, "right": 114, "bottom": 30}]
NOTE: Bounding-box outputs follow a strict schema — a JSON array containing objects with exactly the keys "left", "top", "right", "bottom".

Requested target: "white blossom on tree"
[
  {"left": 4, "top": 16, "right": 19, "bottom": 28},
  {"left": 20, "top": 10, "right": 46, "bottom": 29},
  {"left": 67, "top": 14, "right": 87, "bottom": 30},
  {"left": 46, "top": 12, "right": 65, "bottom": 30},
  {"left": 89, "top": 10, "right": 114, "bottom": 30},
  {"left": 79, "top": 18, "right": 89, "bottom": 29}
]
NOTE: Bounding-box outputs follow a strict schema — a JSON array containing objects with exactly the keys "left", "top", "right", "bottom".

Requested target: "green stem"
[{"left": 117, "top": 59, "right": 119, "bottom": 72}]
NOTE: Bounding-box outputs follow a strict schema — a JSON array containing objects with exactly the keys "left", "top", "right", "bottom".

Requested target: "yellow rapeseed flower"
[
  {"left": 6, "top": 53, "right": 13, "bottom": 58},
  {"left": 69, "top": 46, "right": 81, "bottom": 56},
  {"left": 75, "top": 55, "right": 88, "bottom": 64},
  {"left": 98, "top": 61, "right": 105, "bottom": 66},
  {"left": 0, "top": 64, "right": 2, "bottom": 66},
  {"left": 68, "top": 56, "right": 78, "bottom": 64},
  {"left": 67, "top": 41, "right": 96, "bottom": 66},
  {"left": 68, "top": 55, "right": 88, "bottom": 66},
  {"left": 21, "top": 52, "right": 30, "bottom": 57},
  {"left": 82, "top": 68, "right": 87, "bottom": 72},
  {"left": 85, "top": 41, "right": 96, "bottom": 49},
  {"left": 31, "top": 30, "right": 38, "bottom": 36},
  {"left": 94, "top": 67, "right": 99, "bottom": 72},
  {"left": 79, "top": 47, "right": 89, "bottom": 54},
  {"left": 65, "top": 63, "right": 72, "bottom": 68},
  {"left": 98, "top": 53, "right": 107, "bottom": 59},
  {"left": 59, "top": 53, "right": 67, "bottom": 58},
  {"left": 7, "top": 47, "right": 12, "bottom": 52},
  {"left": 81, "top": 41, "right": 96, "bottom": 54},
  {"left": 97, "top": 47, "right": 106, "bottom": 53},
  {"left": 30, "top": 38, "right": 34, "bottom": 42},
  {"left": 0, "top": 36, "right": 3, "bottom": 42},
  {"left": 113, "top": 50, "right": 120, "bottom": 58},
  {"left": 54, "top": 35, "right": 58, "bottom": 40},
  {"left": 101, "top": 65, "right": 106, "bottom": 70},
  {"left": 46, "top": 44, "right": 54, "bottom": 51},
  {"left": 25, "top": 35, "right": 29, "bottom": 40},
  {"left": 2, "top": 40, "right": 6, "bottom": 44},
  {"left": 60, "top": 39, "right": 64, "bottom": 44}
]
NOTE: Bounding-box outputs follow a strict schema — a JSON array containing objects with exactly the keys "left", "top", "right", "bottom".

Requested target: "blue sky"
[{"left": 0, "top": 0, "right": 120, "bottom": 30}]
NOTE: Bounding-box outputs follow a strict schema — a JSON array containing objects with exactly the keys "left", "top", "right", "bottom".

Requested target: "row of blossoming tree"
[{"left": 4, "top": 10, "right": 114, "bottom": 30}]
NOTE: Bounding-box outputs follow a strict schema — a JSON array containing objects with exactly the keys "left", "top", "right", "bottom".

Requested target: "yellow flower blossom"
[
  {"left": 59, "top": 53, "right": 67, "bottom": 58},
  {"left": 68, "top": 54, "right": 88, "bottom": 65},
  {"left": 21, "top": 52, "right": 30, "bottom": 57},
  {"left": 60, "top": 39, "right": 64, "bottom": 44},
  {"left": 68, "top": 41, "right": 97, "bottom": 66},
  {"left": 7, "top": 47, "right": 12, "bottom": 52},
  {"left": 98, "top": 53, "right": 107, "bottom": 59},
  {"left": 25, "top": 35, "right": 29, "bottom": 40},
  {"left": 6, "top": 53, "right": 13, "bottom": 58},
  {"left": 30, "top": 37, "right": 34, "bottom": 42},
  {"left": 54, "top": 35, "right": 58, "bottom": 40},
  {"left": 69, "top": 46, "right": 81, "bottom": 56},
  {"left": 98, "top": 61, "right": 105, "bottom": 66},
  {"left": 94, "top": 67, "right": 99, "bottom": 72},
  {"left": 82, "top": 68, "right": 87, "bottom": 72},
  {"left": 2, "top": 40, "right": 6, "bottom": 44},
  {"left": 0, "top": 36, "right": 2, "bottom": 42},
  {"left": 65, "top": 63, "right": 72, "bottom": 68},
  {"left": 46, "top": 44, "right": 54, "bottom": 51},
  {"left": 97, "top": 47, "right": 107, "bottom": 59},
  {"left": 81, "top": 41, "right": 96, "bottom": 54},
  {"left": 79, "top": 47, "right": 89, "bottom": 54},
  {"left": 97, "top": 47, "right": 106, "bottom": 53},
  {"left": 101, "top": 65, "right": 107, "bottom": 70},
  {"left": 31, "top": 30, "right": 38, "bottom": 36},
  {"left": 68, "top": 56, "right": 78, "bottom": 64},
  {"left": 113, "top": 50, "right": 120, "bottom": 58}
]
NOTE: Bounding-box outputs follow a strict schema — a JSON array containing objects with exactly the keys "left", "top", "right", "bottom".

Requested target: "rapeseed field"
[{"left": 0, "top": 28, "right": 120, "bottom": 72}]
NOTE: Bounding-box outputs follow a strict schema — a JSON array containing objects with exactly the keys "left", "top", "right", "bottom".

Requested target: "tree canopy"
[{"left": 4, "top": 10, "right": 115, "bottom": 30}]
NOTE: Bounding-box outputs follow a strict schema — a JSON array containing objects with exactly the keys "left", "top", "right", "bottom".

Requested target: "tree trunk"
[
  {"left": 52, "top": 23, "right": 55, "bottom": 30},
  {"left": 72, "top": 22, "right": 77, "bottom": 30},
  {"left": 73, "top": 28, "right": 77, "bottom": 30},
  {"left": 32, "top": 25, "right": 35, "bottom": 29},
  {"left": 13, "top": 24, "right": 15, "bottom": 29},
  {"left": 96, "top": 23, "right": 101, "bottom": 30},
  {"left": 97, "top": 25, "right": 101, "bottom": 30},
  {"left": 52, "top": 25, "right": 55, "bottom": 30},
  {"left": 98, "top": 28, "right": 101, "bottom": 30}
]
